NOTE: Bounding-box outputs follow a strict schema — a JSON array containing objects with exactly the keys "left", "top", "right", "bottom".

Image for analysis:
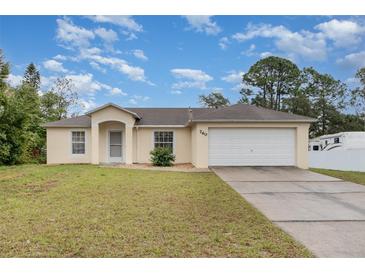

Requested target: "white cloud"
[
  {"left": 94, "top": 27, "right": 118, "bottom": 43},
  {"left": 184, "top": 16, "right": 221, "bottom": 35},
  {"left": 346, "top": 77, "right": 360, "bottom": 85},
  {"left": 6, "top": 74, "right": 23, "bottom": 87},
  {"left": 122, "top": 31, "right": 138, "bottom": 41},
  {"left": 89, "top": 61, "right": 106, "bottom": 73},
  {"left": 56, "top": 17, "right": 95, "bottom": 48},
  {"left": 221, "top": 70, "right": 247, "bottom": 92},
  {"left": 55, "top": 18, "right": 152, "bottom": 85},
  {"left": 336, "top": 51, "right": 365, "bottom": 68},
  {"left": 40, "top": 76, "right": 55, "bottom": 90},
  {"left": 133, "top": 95, "right": 149, "bottom": 101},
  {"left": 241, "top": 44, "right": 256, "bottom": 56},
  {"left": 260, "top": 51, "right": 273, "bottom": 58},
  {"left": 109, "top": 87, "right": 127, "bottom": 96},
  {"left": 132, "top": 49, "right": 148, "bottom": 61},
  {"left": 219, "top": 37, "right": 229, "bottom": 50},
  {"left": 171, "top": 90, "right": 182, "bottom": 95},
  {"left": 79, "top": 49, "right": 150, "bottom": 83},
  {"left": 171, "top": 68, "right": 213, "bottom": 82},
  {"left": 171, "top": 68, "right": 213, "bottom": 90},
  {"left": 232, "top": 23, "right": 327, "bottom": 60},
  {"left": 43, "top": 59, "right": 68, "bottom": 73},
  {"left": 80, "top": 47, "right": 102, "bottom": 56},
  {"left": 53, "top": 54, "right": 67, "bottom": 61},
  {"left": 65, "top": 73, "right": 103, "bottom": 95},
  {"left": 63, "top": 73, "right": 127, "bottom": 99},
  {"left": 87, "top": 16, "right": 143, "bottom": 32},
  {"left": 128, "top": 98, "right": 137, "bottom": 105},
  {"left": 221, "top": 70, "right": 244, "bottom": 83},
  {"left": 79, "top": 98, "right": 97, "bottom": 112},
  {"left": 171, "top": 81, "right": 207, "bottom": 90},
  {"left": 128, "top": 95, "right": 149, "bottom": 105},
  {"left": 315, "top": 19, "right": 365, "bottom": 47}
]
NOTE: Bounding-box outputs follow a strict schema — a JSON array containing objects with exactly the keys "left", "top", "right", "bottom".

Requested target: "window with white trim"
[
  {"left": 72, "top": 131, "right": 85, "bottom": 154},
  {"left": 154, "top": 131, "right": 174, "bottom": 151}
]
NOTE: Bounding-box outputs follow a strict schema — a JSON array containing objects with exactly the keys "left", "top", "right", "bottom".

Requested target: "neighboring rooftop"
[{"left": 43, "top": 103, "right": 315, "bottom": 128}]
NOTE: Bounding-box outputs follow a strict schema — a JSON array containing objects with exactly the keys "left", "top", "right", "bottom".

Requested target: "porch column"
[
  {"left": 91, "top": 123, "right": 99, "bottom": 164},
  {"left": 125, "top": 125, "right": 133, "bottom": 164}
]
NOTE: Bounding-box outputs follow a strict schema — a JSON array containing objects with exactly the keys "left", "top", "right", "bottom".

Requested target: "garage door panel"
[{"left": 208, "top": 128, "right": 295, "bottom": 166}]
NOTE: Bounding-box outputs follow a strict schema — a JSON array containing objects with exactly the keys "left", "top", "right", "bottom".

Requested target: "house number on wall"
[{"left": 199, "top": 130, "right": 208, "bottom": 136}]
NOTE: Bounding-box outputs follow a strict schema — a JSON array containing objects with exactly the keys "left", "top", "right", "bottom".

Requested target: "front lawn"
[
  {"left": 0, "top": 165, "right": 311, "bottom": 257},
  {"left": 311, "top": 168, "right": 365, "bottom": 186}
]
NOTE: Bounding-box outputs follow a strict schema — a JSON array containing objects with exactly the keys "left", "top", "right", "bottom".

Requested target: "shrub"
[{"left": 150, "top": 147, "right": 175, "bottom": 166}]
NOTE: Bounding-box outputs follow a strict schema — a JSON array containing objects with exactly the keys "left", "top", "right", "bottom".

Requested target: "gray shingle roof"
[
  {"left": 191, "top": 104, "right": 315, "bottom": 122},
  {"left": 43, "top": 103, "right": 314, "bottom": 128},
  {"left": 43, "top": 115, "right": 91, "bottom": 128}
]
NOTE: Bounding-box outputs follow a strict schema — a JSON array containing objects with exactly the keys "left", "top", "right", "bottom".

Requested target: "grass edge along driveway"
[
  {"left": 311, "top": 168, "right": 365, "bottom": 186},
  {"left": 0, "top": 164, "right": 312, "bottom": 257}
]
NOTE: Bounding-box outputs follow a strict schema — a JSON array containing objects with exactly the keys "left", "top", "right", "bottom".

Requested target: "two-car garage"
[{"left": 208, "top": 128, "right": 296, "bottom": 166}]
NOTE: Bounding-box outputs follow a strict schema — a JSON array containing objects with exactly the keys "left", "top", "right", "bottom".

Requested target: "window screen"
[
  {"left": 72, "top": 131, "right": 85, "bottom": 154},
  {"left": 154, "top": 131, "right": 173, "bottom": 151}
]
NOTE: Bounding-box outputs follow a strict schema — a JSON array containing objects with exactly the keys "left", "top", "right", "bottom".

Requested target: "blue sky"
[{"left": 1, "top": 15, "right": 365, "bottom": 112}]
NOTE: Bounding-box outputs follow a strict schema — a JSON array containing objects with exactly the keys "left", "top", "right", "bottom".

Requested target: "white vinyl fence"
[{"left": 309, "top": 149, "right": 365, "bottom": 172}]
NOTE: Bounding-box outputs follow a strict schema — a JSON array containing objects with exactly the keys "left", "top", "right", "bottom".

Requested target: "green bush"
[{"left": 150, "top": 147, "right": 175, "bottom": 166}]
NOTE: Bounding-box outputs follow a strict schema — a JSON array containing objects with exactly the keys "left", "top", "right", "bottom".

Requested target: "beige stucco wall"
[
  {"left": 133, "top": 127, "right": 192, "bottom": 164},
  {"left": 46, "top": 106, "right": 310, "bottom": 168},
  {"left": 46, "top": 128, "right": 91, "bottom": 164},
  {"left": 191, "top": 125, "right": 197, "bottom": 166},
  {"left": 191, "top": 122, "right": 310, "bottom": 169},
  {"left": 90, "top": 106, "right": 135, "bottom": 164}
]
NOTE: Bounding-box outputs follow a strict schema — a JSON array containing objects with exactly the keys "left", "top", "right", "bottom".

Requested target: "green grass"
[
  {"left": 0, "top": 164, "right": 311, "bottom": 257},
  {"left": 311, "top": 168, "right": 365, "bottom": 186}
]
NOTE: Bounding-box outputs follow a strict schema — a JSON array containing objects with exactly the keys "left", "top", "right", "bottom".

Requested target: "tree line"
[
  {"left": 199, "top": 56, "right": 365, "bottom": 137},
  {"left": 0, "top": 50, "right": 78, "bottom": 165}
]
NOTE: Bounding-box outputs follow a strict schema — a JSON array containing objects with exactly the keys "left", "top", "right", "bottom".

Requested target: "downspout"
[
  {"left": 135, "top": 126, "right": 138, "bottom": 163},
  {"left": 188, "top": 106, "right": 193, "bottom": 123}
]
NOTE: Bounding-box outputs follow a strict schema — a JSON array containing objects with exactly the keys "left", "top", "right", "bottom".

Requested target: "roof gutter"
[{"left": 42, "top": 124, "right": 91, "bottom": 128}]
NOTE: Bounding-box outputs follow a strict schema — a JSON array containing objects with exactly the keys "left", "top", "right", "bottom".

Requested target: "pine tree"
[{"left": 23, "top": 63, "right": 40, "bottom": 90}]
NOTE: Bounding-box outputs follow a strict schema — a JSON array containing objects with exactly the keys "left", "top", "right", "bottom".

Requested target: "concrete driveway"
[{"left": 212, "top": 166, "right": 365, "bottom": 257}]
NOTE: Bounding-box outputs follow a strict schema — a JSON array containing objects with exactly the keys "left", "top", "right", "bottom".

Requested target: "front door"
[{"left": 109, "top": 130, "right": 122, "bottom": 163}]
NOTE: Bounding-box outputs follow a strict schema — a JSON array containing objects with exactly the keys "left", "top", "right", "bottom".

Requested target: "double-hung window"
[
  {"left": 72, "top": 131, "right": 85, "bottom": 154},
  {"left": 154, "top": 131, "right": 174, "bottom": 152}
]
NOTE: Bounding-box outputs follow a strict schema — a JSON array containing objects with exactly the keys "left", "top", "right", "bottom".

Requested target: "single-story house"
[{"left": 43, "top": 102, "right": 314, "bottom": 168}]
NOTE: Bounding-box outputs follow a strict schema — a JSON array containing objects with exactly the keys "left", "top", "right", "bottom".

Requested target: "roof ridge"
[
  {"left": 191, "top": 103, "right": 243, "bottom": 119},
  {"left": 253, "top": 104, "right": 315, "bottom": 119}
]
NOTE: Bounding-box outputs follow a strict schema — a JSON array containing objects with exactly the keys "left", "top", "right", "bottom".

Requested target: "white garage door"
[{"left": 208, "top": 128, "right": 296, "bottom": 166}]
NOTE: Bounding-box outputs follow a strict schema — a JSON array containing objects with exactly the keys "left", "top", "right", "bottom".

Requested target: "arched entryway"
[{"left": 98, "top": 121, "right": 125, "bottom": 164}]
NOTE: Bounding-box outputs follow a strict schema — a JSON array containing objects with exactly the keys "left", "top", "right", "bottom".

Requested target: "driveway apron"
[{"left": 212, "top": 166, "right": 365, "bottom": 257}]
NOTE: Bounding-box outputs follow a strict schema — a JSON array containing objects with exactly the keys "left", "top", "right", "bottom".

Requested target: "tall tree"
[
  {"left": 41, "top": 77, "right": 78, "bottom": 121},
  {"left": 0, "top": 51, "right": 28, "bottom": 164},
  {"left": 199, "top": 91, "right": 230, "bottom": 108},
  {"left": 241, "top": 56, "right": 301, "bottom": 110},
  {"left": 23, "top": 63, "right": 40, "bottom": 90},
  {"left": 302, "top": 67, "right": 347, "bottom": 137},
  {"left": 0, "top": 90, "right": 27, "bottom": 165},
  {"left": 0, "top": 49, "right": 10, "bottom": 90},
  {"left": 351, "top": 67, "right": 365, "bottom": 130}
]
